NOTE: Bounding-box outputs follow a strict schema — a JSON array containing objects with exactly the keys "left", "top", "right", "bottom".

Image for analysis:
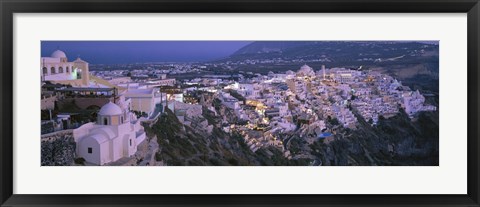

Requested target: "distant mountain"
[
  {"left": 226, "top": 41, "right": 438, "bottom": 62},
  {"left": 232, "top": 41, "right": 312, "bottom": 55}
]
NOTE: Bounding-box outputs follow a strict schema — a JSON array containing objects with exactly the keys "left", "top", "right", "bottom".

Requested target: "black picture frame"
[{"left": 1, "top": 0, "right": 479, "bottom": 206}]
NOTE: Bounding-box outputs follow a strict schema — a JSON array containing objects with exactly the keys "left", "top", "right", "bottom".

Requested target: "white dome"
[
  {"left": 98, "top": 102, "right": 123, "bottom": 116},
  {"left": 51, "top": 50, "right": 67, "bottom": 58},
  {"left": 300, "top": 64, "right": 312, "bottom": 71},
  {"left": 298, "top": 64, "right": 313, "bottom": 75}
]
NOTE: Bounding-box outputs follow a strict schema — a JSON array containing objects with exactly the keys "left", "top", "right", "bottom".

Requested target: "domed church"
[
  {"left": 296, "top": 64, "right": 315, "bottom": 77},
  {"left": 73, "top": 101, "right": 146, "bottom": 165},
  {"left": 41, "top": 49, "right": 90, "bottom": 86}
]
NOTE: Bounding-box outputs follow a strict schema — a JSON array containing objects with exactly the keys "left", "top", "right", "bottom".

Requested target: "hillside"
[
  {"left": 144, "top": 103, "right": 439, "bottom": 166},
  {"left": 228, "top": 41, "right": 438, "bottom": 65},
  {"left": 308, "top": 110, "right": 439, "bottom": 166},
  {"left": 232, "top": 41, "right": 312, "bottom": 55},
  {"left": 144, "top": 106, "right": 308, "bottom": 166}
]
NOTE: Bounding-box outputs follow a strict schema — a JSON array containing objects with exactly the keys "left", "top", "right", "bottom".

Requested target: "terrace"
[{"left": 55, "top": 87, "right": 117, "bottom": 98}]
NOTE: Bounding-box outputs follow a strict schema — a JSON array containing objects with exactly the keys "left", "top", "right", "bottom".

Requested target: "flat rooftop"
[{"left": 55, "top": 87, "right": 115, "bottom": 92}]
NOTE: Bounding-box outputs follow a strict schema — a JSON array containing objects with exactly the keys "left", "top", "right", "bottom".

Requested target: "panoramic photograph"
[{"left": 40, "top": 41, "right": 439, "bottom": 166}]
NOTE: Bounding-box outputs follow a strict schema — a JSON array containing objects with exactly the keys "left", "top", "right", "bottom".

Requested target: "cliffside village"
[{"left": 41, "top": 50, "right": 436, "bottom": 165}]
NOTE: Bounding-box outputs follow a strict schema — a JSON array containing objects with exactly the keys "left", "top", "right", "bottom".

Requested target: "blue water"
[{"left": 318, "top": 132, "right": 333, "bottom": 138}]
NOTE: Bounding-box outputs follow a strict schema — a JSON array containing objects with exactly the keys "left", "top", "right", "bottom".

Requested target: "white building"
[
  {"left": 124, "top": 88, "right": 156, "bottom": 116},
  {"left": 221, "top": 92, "right": 240, "bottom": 110},
  {"left": 333, "top": 69, "right": 361, "bottom": 83},
  {"left": 402, "top": 90, "right": 437, "bottom": 117},
  {"left": 238, "top": 83, "right": 253, "bottom": 97},
  {"left": 273, "top": 103, "right": 290, "bottom": 117},
  {"left": 73, "top": 102, "right": 146, "bottom": 165},
  {"left": 107, "top": 77, "right": 132, "bottom": 85},
  {"left": 41, "top": 50, "right": 90, "bottom": 86},
  {"left": 145, "top": 78, "right": 176, "bottom": 87}
]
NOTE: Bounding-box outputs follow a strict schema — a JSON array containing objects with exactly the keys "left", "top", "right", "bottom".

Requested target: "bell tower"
[{"left": 73, "top": 57, "right": 90, "bottom": 86}]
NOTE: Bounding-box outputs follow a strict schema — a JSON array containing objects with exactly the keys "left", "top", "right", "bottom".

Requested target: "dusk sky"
[{"left": 41, "top": 41, "right": 252, "bottom": 64}]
